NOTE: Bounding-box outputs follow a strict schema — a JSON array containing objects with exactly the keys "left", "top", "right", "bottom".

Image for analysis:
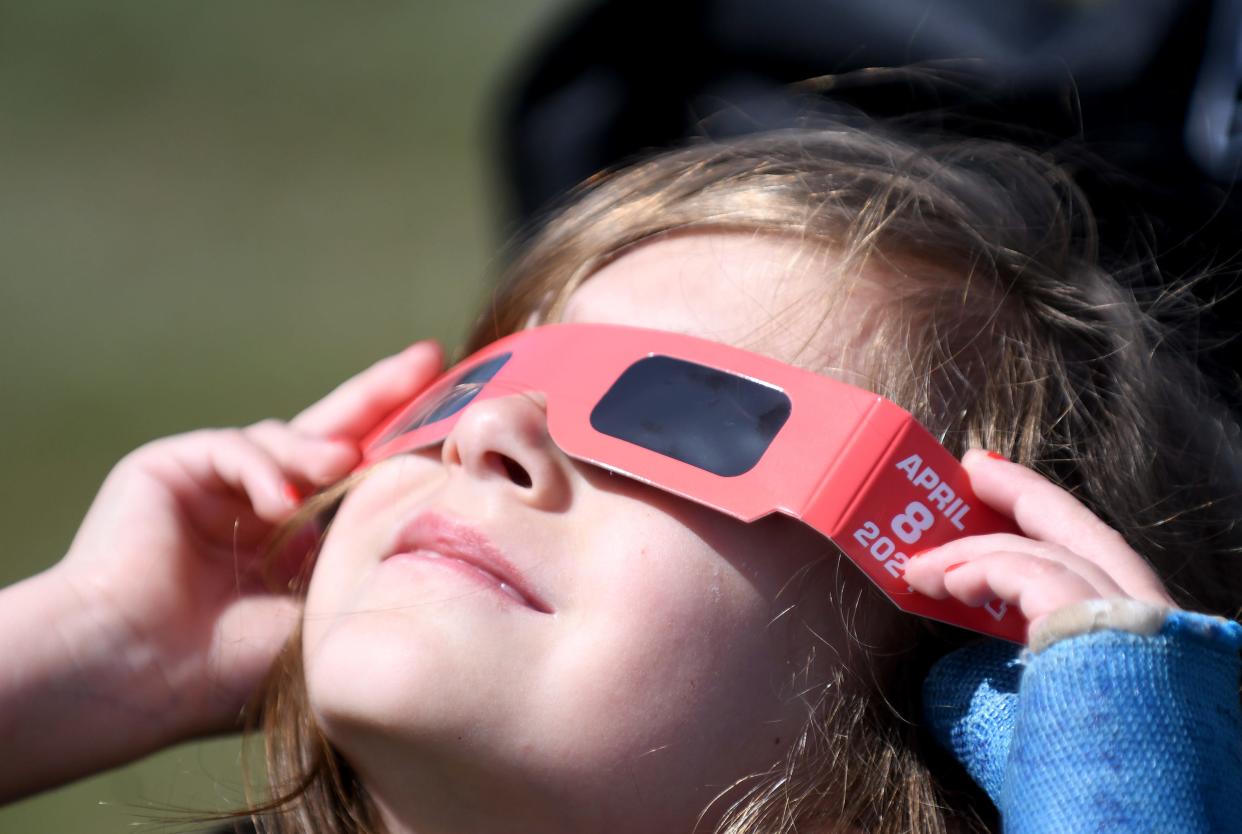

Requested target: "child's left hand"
[{"left": 901, "top": 449, "right": 1178, "bottom": 641}]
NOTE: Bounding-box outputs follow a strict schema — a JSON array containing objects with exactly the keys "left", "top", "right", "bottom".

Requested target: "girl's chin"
[{"left": 302, "top": 612, "right": 541, "bottom": 740}]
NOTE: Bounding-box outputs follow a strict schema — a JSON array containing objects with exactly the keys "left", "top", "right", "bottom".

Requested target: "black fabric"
[{"left": 496, "top": 0, "right": 1242, "bottom": 393}]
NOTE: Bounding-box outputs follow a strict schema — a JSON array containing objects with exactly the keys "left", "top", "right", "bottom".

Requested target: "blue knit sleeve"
[{"left": 923, "top": 609, "right": 1242, "bottom": 833}]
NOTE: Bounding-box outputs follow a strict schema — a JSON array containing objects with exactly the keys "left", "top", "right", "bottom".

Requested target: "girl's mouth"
[{"left": 384, "top": 510, "right": 553, "bottom": 614}]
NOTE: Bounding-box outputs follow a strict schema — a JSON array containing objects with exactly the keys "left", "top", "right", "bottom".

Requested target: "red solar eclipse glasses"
[{"left": 360, "top": 323, "right": 1024, "bottom": 642}]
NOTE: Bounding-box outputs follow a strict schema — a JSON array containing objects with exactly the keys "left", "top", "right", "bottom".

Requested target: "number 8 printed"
[{"left": 892, "top": 501, "right": 934, "bottom": 544}]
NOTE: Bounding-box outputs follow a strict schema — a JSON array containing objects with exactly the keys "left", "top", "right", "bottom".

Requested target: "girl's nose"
[{"left": 439, "top": 393, "right": 571, "bottom": 511}]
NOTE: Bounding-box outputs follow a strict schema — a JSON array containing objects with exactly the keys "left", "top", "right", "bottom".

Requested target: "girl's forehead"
[{"left": 561, "top": 231, "right": 875, "bottom": 374}]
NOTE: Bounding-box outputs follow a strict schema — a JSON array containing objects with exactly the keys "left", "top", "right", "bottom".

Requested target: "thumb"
[{"left": 922, "top": 639, "right": 1024, "bottom": 804}]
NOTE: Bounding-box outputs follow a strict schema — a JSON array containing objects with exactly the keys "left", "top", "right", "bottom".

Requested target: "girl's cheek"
[
  {"left": 305, "top": 460, "right": 442, "bottom": 602},
  {"left": 583, "top": 553, "right": 768, "bottom": 683}
]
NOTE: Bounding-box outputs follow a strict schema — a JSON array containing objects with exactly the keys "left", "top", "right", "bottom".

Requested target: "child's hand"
[
  {"left": 901, "top": 449, "right": 1178, "bottom": 642},
  {"left": 49, "top": 340, "right": 442, "bottom": 742}
]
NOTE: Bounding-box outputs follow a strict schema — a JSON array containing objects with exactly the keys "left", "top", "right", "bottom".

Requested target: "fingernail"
[
  {"left": 944, "top": 561, "right": 968, "bottom": 573},
  {"left": 907, "top": 547, "right": 936, "bottom": 560},
  {"left": 281, "top": 481, "right": 303, "bottom": 507},
  {"left": 985, "top": 450, "right": 1007, "bottom": 461}
]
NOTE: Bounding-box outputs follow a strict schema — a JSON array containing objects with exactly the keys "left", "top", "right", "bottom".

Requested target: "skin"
[{"left": 0, "top": 232, "right": 1176, "bottom": 827}]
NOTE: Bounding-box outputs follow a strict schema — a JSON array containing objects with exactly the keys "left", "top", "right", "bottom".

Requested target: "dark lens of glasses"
[
  {"left": 589, "top": 355, "right": 790, "bottom": 477},
  {"left": 381, "top": 352, "right": 512, "bottom": 441}
]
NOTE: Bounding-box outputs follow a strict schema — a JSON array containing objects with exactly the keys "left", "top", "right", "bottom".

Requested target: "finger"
[
  {"left": 244, "top": 419, "right": 359, "bottom": 487},
  {"left": 905, "top": 534, "right": 1126, "bottom": 603},
  {"left": 164, "top": 430, "right": 301, "bottom": 524},
  {"left": 291, "top": 340, "right": 443, "bottom": 440},
  {"left": 914, "top": 551, "right": 1117, "bottom": 635},
  {"left": 961, "top": 449, "right": 1174, "bottom": 605},
  {"left": 203, "top": 521, "right": 319, "bottom": 594},
  {"left": 200, "top": 540, "right": 270, "bottom": 592},
  {"left": 182, "top": 493, "right": 274, "bottom": 550}
]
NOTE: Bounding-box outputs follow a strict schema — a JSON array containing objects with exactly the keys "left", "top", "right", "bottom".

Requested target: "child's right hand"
[{"left": 0, "top": 340, "right": 441, "bottom": 800}]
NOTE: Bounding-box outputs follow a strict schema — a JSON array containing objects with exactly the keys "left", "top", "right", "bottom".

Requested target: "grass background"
[{"left": 0, "top": 2, "right": 572, "bottom": 830}]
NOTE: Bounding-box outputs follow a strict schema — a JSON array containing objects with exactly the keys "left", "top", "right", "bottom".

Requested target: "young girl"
[{"left": 3, "top": 125, "right": 1241, "bottom": 834}]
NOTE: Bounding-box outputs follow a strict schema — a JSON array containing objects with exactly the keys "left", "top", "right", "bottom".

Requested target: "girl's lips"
[{"left": 384, "top": 510, "right": 553, "bottom": 614}]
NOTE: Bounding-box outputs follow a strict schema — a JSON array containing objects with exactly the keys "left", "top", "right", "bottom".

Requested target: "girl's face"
[{"left": 304, "top": 233, "right": 872, "bottom": 834}]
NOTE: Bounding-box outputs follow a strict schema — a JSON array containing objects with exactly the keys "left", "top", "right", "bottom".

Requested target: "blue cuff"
[{"left": 923, "top": 610, "right": 1242, "bottom": 833}]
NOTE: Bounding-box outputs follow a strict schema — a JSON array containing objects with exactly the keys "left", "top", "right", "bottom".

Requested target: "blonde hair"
[{"left": 239, "top": 126, "right": 1242, "bottom": 834}]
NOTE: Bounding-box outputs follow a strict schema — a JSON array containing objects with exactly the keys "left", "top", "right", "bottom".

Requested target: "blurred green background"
[{"left": 0, "top": 1, "right": 571, "bottom": 830}]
